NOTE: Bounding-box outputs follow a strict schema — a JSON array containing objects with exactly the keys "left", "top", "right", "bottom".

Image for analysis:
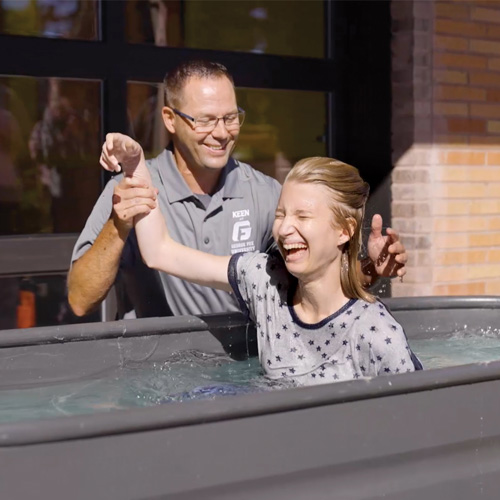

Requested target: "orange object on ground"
[{"left": 17, "top": 290, "right": 36, "bottom": 328}]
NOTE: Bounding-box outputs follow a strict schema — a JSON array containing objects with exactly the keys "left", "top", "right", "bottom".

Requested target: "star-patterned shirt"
[{"left": 228, "top": 251, "right": 422, "bottom": 387}]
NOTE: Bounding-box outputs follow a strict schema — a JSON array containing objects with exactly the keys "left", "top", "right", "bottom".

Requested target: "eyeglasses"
[{"left": 172, "top": 107, "right": 245, "bottom": 133}]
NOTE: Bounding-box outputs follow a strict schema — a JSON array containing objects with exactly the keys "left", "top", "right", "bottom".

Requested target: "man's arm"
[
  {"left": 68, "top": 172, "right": 157, "bottom": 317},
  {"left": 68, "top": 218, "right": 128, "bottom": 316},
  {"left": 100, "top": 133, "right": 232, "bottom": 292}
]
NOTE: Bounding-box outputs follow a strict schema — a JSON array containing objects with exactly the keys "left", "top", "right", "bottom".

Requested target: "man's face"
[{"left": 165, "top": 76, "right": 240, "bottom": 172}]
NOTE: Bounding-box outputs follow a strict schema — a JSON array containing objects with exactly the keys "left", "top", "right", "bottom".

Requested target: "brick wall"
[{"left": 391, "top": 0, "right": 500, "bottom": 297}]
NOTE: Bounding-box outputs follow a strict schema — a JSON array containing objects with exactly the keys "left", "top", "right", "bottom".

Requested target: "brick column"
[{"left": 391, "top": 0, "right": 500, "bottom": 297}]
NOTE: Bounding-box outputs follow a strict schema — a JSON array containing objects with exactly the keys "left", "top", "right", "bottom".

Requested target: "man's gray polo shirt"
[{"left": 71, "top": 148, "right": 281, "bottom": 316}]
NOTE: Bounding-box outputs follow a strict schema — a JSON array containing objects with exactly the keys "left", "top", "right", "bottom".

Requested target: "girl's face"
[{"left": 272, "top": 180, "right": 349, "bottom": 281}]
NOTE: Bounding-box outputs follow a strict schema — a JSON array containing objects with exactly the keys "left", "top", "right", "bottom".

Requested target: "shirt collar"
[{"left": 157, "top": 144, "right": 244, "bottom": 204}]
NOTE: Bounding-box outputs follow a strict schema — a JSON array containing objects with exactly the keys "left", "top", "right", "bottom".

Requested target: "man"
[{"left": 68, "top": 60, "right": 406, "bottom": 318}]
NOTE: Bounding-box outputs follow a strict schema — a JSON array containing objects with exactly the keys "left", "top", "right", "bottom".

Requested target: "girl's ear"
[
  {"left": 162, "top": 107, "right": 176, "bottom": 134},
  {"left": 338, "top": 228, "right": 351, "bottom": 245},
  {"left": 338, "top": 217, "right": 356, "bottom": 245}
]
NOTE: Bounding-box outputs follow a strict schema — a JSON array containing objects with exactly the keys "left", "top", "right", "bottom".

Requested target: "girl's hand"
[{"left": 100, "top": 133, "right": 150, "bottom": 184}]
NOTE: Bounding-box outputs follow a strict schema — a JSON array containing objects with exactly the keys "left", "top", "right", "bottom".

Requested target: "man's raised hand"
[
  {"left": 367, "top": 214, "right": 407, "bottom": 280},
  {"left": 111, "top": 177, "right": 157, "bottom": 232}
]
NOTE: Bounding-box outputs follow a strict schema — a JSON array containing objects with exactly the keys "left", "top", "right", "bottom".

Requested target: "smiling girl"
[{"left": 100, "top": 134, "right": 422, "bottom": 386}]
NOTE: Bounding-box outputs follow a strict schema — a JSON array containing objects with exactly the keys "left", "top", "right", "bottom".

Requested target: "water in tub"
[{"left": 1, "top": 324, "right": 500, "bottom": 424}]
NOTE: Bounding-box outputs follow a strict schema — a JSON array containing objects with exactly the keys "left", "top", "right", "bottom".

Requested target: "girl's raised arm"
[{"left": 100, "top": 133, "right": 231, "bottom": 292}]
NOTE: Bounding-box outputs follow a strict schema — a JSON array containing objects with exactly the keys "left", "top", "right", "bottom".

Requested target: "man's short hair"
[{"left": 164, "top": 60, "right": 234, "bottom": 108}]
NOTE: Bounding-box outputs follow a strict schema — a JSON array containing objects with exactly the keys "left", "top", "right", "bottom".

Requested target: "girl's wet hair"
[{"left": 285, "top": 157, "right": 374, "bottom": 302}]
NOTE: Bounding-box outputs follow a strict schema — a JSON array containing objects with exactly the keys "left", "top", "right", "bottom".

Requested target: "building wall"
[{"left": 391, "top": 0, "right": 500, "bottom": 296}]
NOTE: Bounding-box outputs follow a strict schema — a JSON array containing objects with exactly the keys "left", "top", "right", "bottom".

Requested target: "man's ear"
[{"left": 162, "top": 106, "right": 176, "bottom": 134}]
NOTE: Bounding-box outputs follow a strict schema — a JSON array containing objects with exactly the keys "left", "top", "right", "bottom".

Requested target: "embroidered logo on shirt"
[
  {"left": 232, "top": 220, "right": 252, "bottom": 242},
  {"left": 230, "top": 209, "right": 255, "bottom": 254}
]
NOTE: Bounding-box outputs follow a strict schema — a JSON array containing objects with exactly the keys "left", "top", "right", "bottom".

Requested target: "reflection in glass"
[
  {"left": 0, "top": 274, "right": 99, "bottom": 330},
  {"left": 127, "top": 0, "right": 182, "bottom": 48},
  {"left": 0, "top": 0, "right": 98, "bottom": 39},
  {"left": 0, "top": 75, "right": 101, "bottom": 235},
  {"left": 128, "top": 81, "right": 169, "bottom": 159},
  {"left": 127, "top": 81, "right": 327, "bottom": 183},
  {"left": 235, "top": 88, "right": 327, "bottom": 183},
  {"left": 126, "top": 0, "right": 324, "bottom": 58}
]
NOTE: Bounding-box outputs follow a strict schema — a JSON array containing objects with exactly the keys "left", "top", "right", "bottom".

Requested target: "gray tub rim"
[{"left": 2, "top": 295, "right": 499, "bottom": 348}]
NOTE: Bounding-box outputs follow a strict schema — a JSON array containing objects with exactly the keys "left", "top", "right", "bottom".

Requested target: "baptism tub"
[{"left": 0, "top": 296, "right": 500, "bottom": 500}]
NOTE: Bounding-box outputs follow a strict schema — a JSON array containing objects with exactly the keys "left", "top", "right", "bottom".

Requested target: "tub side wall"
[{"left": 2, "top": 378, "right": 500, "bottom": 500}]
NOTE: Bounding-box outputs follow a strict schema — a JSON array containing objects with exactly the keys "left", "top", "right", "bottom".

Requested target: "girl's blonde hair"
[{"left": 285, "top": 157, "right": 374, "bottom": 302}]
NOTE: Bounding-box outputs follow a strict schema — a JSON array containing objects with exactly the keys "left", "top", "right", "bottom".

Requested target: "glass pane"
[
  {"left": 127, "top": 81, "right": 327, "bottom": 181},
  {"left": 0, "top": 274, "right": 99, "bottom": 330},
  {"left": 0, "top": 75, "right": 101, "bottom": 235},
  {"left": 127, "top": 81, "right": 169, "bottom": 160},
  {"left": 235, "top": 88, "right": 327, "bottom": 183},
  {"left": 126, "top": 0, "right": 324, "bottom": 59},
  {"left": 0, "top": 0, "right": 99, "bottom": 40}
]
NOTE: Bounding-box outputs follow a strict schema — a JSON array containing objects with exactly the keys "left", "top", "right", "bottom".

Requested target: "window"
[
  {"left": 0, "top": 0, "right": 98, "bottom": 40},
  {"left": 126, "top": 0, "right": 324, "bottom": 58},
  {"left": 0, "top": 75, "right": 101, "bottom": 235}
]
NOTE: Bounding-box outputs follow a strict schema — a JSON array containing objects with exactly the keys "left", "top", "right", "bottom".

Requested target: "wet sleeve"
[
  {"left": 227, "top": 251, "right": 267, "bottom": 322},
  {"left": 370, "top": 307, "right": 419, "bottom": 376}
]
